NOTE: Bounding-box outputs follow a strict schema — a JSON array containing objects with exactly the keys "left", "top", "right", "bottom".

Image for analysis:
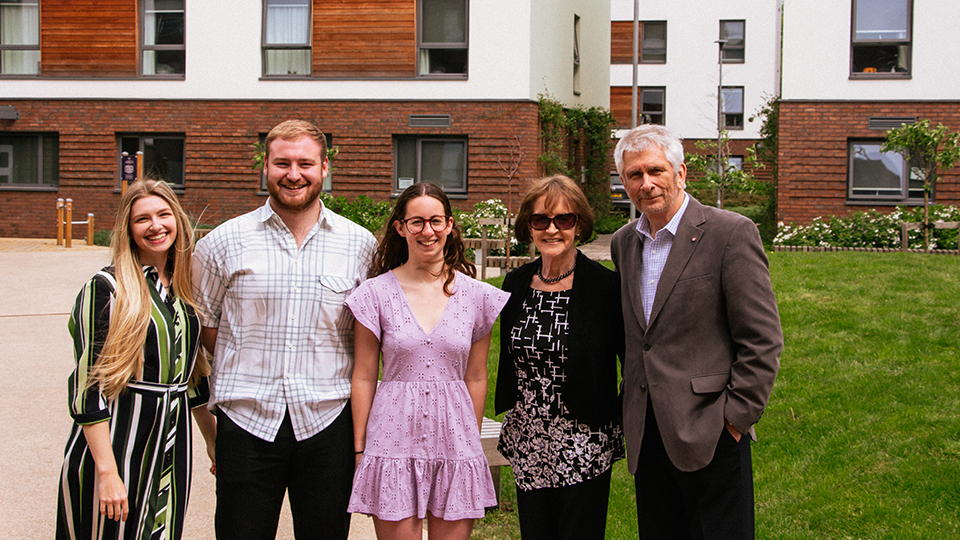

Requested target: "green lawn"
[{"left": 475, "top": 252, "right": 960, "bottom": 539}]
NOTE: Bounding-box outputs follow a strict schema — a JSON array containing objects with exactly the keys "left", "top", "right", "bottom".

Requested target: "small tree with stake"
[{"left": 881, "top": 119, "right": 960, "bottom": 251}]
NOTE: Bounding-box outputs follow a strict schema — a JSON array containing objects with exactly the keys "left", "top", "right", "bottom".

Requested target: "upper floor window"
[
  {"left": 141, "top": 0, "right": 185, "bottom": 76},
  {"left": 641, "top": 21, "right": 666, "bottom": 64},
  {"left": 418, "top": 0, "right": 468, "bottom": 76},
  {"left": 721, "top": 86, "right": 744, "bottom": 130},
  {"left": 851, "top": 0, "right": 911, "bottom": 78},
  {"left": 720, "top": 20, "right": 744, "bottom": 63},
  {"left": 263, "top": 0, "right": 311, "bottom": 76},
  {"left": 640, "top": 87, "right": 665, "bottom": 125},
  {"left": 848, "top": 139, "right": 922, "bottom": 202},
  {"left": 395, "top": 136, "right": 467, "bottom": 194},
  {"left": 0, "top": 133, "right": 58, "bottom": 190},
  {"left": 573, "top": 15, "right": 581, "bottom": 96},
  {"left": 119, "top": 134, "right": 186, "bottom": 190},
  {"left": 0, "top": 0, "right": 40, "bottom": 75}
]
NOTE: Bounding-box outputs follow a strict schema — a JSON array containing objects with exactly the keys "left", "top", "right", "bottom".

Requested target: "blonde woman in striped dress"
[{"left": 56, "top": 180, "right": 217, "bottom": 540}]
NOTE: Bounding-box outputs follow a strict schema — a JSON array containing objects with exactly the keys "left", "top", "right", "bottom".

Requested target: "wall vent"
[
  {"left": 409, "top": 114, "right": 452, "bottom": 128},
  {"left": 868, "top": 116, "right": 916, "bottom": 130}
]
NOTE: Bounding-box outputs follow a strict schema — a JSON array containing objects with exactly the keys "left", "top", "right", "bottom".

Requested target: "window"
[
  {"left": 263, "top": 0, "right": 311, "bottom": 76},
  {"left": 573, "top": 15, "right": 581, "bottom": 96},
  {"left": 1, "top": 0, "right": 40, "bottom": 75},
  {"left": 119, "top": 135, "right": 186, "bottom": 190},
  {"left": 851, "top": 0, "right": 911, "bottom": 77},
  {"left": 0, "top": 133, "right": 58, "bottom": 189},
  {"left": 141, "top": 0, "right": 185, "bottom": 76},
  {"left": 258, "top": 132, "right": 333, "bottom": 193},
  {"left": 720, "top": 20, "right": 744, "bottom": 63},
  {"left": 848, "top": 140, "right": 922, "bottom": 201},
  {"left": 728, "top": 156, "right": 744, "bottom": 170},
  {"left": 721, "top": 87, "right": 744, "bottom": 130},
  {"left": 395, "top": 137, "right": 467, "bottom": 194},
  {"left": 641, "top": 21, "right": 666, "bottom": 64},
  {"left": 418, "top": 0, "right": 468, "bottom": 76},
  {"left": 640, "top": 87, "right": 665, "bottom": 125}
]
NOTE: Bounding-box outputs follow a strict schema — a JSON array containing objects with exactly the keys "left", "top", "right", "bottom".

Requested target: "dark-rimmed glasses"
[
  {"left": 400, "top": 215, "right": 449, "bottom": 234},
  {"left": 529, "top": 213, "right": 578, "bottom": 231}
]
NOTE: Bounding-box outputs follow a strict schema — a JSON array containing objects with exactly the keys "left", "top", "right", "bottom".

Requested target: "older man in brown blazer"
[{"left": 610, "top": 125, "right": 782, "bottom": 540}]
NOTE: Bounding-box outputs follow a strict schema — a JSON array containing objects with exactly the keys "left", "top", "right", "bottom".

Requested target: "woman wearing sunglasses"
[{"left": 495, "top": 175, "right": 625, "bottom": 540}]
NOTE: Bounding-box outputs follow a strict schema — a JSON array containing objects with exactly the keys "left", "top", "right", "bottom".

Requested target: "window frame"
[
  {"left": 640, "top": 21, "right": 667, "bottom": 64},
  {"left": 417, "top": 0, "right": 469, "bottom": 78},
  {"left": 850, "top": 0, "right": 912, "bottom": 79},
  {"left": 0, "top": 0, "right": 40, "bottom": 76},
  {"left": 0, "top": 132, "right": 58, "bottom": 191},
  {"left": 140, "top": 0, "right": 186, "bottom": 78},
  {"left": 720, "top": 86, "right": 744, "bottom": 130},
  {"left": 720, "top": 20, "right": 745, "bottom": 64},
  {"left": 117, "top": 134, "right": 187, "bottom": 192},
  {"left": 394, "top": 135, "right": 468, "bottom": 196},
  {"left": 847, "top": 138, "right": 924, "bottom": 202},
  {"left": 639, "top": 86, "right": 666, "bottom": 125},
  {"left": 261, "top": 0, "right": 313, "bottom": 77}
]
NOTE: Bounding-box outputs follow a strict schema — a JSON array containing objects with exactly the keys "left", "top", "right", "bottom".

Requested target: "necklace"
[{"left": 537, "top": 260, "right": 576, "bottom": 284}]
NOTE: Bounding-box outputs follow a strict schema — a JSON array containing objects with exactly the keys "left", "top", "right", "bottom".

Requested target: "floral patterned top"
[{"left": 497, "top": 288, "right": 625, "bottom": 490}]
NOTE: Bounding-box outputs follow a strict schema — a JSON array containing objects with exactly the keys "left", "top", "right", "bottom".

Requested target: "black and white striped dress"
[{"left": 57, "top": 266, "right": 206, "bottom": 540}]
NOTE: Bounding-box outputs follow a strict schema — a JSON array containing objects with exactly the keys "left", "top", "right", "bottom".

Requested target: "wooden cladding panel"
[
  {"left": 41, "top": 0, "right": 138, "bottom": 77},
  {"left": 314, "top": 1, "right": 416, "bottom": 78},
  {"left": 611, "top": 21, "right": 637, "bottom": 65},
  {"left": 610, "top": 86, "right": 636, "bottom": 129}
]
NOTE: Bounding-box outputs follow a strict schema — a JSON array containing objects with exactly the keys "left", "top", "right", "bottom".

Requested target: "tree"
[
  {"left": 685, "top": 131, "right": 761, "bottom": 209},
  {"left": 881, "top": 119, "right": 960, "bottom": 250}
]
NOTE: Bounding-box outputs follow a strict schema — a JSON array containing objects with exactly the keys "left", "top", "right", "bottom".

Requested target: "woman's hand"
[{"left": 97, "top": 469, "right": 129, "bottom": 522}]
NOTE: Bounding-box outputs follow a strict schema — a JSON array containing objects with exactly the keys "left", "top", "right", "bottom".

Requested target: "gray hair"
[{"left": 614, "top": 124, "right": 684, "bottom": 176}]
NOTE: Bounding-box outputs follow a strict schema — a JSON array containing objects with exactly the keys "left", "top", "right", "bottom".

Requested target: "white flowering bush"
[
  {"left": 775, "top": 205, "right": 960, "bottom": 249},
  {"left": 456, "top": 198, "right": 529, "bottom": 256}
]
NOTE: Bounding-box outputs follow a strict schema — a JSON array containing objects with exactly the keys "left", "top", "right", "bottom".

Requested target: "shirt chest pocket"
[{"left": 318, "top": 275, "right": 356, "bottom": 305}]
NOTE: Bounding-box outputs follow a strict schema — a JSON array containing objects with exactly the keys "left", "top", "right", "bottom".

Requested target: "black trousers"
[
  {"left": 515, "top": 467, "right": 613, "bottom": 540},
  {"left": 214, "top": 406, "right": 354, "bottom": 540},
  {"left": 634, "top": 403, "right": 754, "bottom": 540}
]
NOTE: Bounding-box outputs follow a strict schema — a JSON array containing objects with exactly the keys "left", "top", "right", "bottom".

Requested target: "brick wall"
[
  {"left": 779, "top": 100, "right": 960, "bottom": 225},
  {"left": 0, "top": 99, "right": 541, "bottom": 238}
]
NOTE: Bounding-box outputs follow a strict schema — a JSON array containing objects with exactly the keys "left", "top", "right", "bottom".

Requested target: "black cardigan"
[{"left": 494, "top": 250, "right": 625, "bottom": 428}]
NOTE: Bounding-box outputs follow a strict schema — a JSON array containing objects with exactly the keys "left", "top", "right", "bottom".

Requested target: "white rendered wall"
[
  {"left": 781, "top": 2, "right": 960, "bottom": 101},
  {"left": 530, "top": 0, "right": 612, "bottom": 109},
  {"left": 5, "top": 1, "right": 543, "bottom": 102},
  {"left": 609, "top": 0, "right": 781, "bottom": 140}
]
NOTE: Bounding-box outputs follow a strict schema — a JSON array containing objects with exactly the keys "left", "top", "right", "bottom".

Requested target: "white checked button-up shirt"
[
  {"left": 192, "top": 200, "right": 376, "bottom": 442},
  {"left": 637, "top": 193, "right": 690, "bottom": 325}
]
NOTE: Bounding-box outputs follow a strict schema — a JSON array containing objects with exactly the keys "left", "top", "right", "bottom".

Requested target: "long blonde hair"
[{"left": 89, "top": 180, "right": 209, "bottom": 399}]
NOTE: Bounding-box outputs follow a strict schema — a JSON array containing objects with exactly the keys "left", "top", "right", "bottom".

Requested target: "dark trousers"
[
  {"left": 515, "top": 468, "right": 612, "bottom": 540},
  {"left": 635, "top": 404, "right": 754, "bottom": 540},
  {"left": 214, "top": 406, "right": 354, "bottom": 540}
]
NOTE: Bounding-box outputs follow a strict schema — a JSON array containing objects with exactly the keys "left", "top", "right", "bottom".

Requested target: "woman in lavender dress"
[{"left": 346, "top": 183, "right": 509, "bottom": 540}]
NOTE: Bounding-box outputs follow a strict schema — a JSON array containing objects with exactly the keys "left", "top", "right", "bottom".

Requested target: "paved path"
[{"left": 0, "top": 238, "right": 376, "bottom": 540}]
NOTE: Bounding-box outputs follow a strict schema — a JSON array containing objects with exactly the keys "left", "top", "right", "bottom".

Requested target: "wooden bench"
[
  {"left": 481, "top": 417, "right": 510, "bottom": 510},
  {"left": 466, "top": 218, "right": 537, "bottom": 279}
]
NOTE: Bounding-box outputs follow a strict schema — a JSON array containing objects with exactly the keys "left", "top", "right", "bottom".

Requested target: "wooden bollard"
[
  {"left": 56, "top": 198, "right": 64, "bottom": 246},
  {"left": 87, "top": 213, "right": 95, "bottom": 246},
  {"left": 65, "top": 199, "right": 73, "bottom": 249}
]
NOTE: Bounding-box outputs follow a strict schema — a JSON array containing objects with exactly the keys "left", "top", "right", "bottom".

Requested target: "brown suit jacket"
[{"left": 611, "top": 196, "right": 782, "bottom": 473}]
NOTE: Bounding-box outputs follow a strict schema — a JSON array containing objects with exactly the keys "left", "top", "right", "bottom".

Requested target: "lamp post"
[
  {"left": 629, "top": 0, "right": 640, "bottom": 220},
  {"left": 716, "top": 39, "right": 727, "bottom": 209}
]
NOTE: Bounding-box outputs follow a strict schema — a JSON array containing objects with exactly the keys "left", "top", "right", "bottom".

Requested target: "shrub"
[
  {"left": 774, "top": 205, "right": 960, "bottom": 250},
  {"left": 320, "top": 193, "right": 392, "bottom": 236}
]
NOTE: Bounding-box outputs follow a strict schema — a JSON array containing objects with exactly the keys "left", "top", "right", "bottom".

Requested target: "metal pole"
[
  {"left": 629, "top": 0, "right": 640, "bottom": 220},
  {"left": 716, "top": 40, "right": 727, "bottom": 209}
]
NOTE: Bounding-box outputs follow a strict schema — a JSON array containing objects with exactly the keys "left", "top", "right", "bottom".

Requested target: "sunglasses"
[{"left": 529, "top": 213, "right": 578, "bottom": 231}]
